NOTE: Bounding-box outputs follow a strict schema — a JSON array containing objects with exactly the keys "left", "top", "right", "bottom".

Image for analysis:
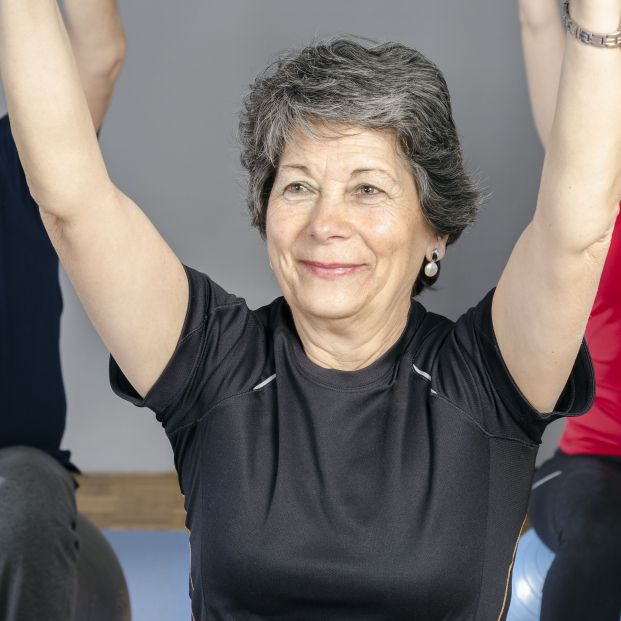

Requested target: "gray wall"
[{"left": 1, "top": 0, "right": 566, "bottom": 472}]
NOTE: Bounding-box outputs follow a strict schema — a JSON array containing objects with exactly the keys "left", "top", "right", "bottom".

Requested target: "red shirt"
[{"left": 560, "top": 213, "right": 621, "bottom": 456}]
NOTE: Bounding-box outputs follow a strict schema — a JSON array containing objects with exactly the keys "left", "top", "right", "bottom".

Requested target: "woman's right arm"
[
  {"left": 518, "top": 0, "right": 567, "bottom": 149},
  {"left": 0, "top": 0, "right": 188, "bottom": 398}
]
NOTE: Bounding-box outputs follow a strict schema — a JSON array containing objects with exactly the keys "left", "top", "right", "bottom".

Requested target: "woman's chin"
[{"left": 292, "top": 293, "right": 369, "bottom": 322}]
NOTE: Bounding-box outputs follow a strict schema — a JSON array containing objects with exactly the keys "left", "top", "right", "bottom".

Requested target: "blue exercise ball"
[{"left": 506, "top": 529, "right": 554, "bottom": 620}]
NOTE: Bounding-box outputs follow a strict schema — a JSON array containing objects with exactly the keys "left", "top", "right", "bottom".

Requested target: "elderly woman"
[{"left": 1, "top": 0, "right": 620, "bottom": 618}]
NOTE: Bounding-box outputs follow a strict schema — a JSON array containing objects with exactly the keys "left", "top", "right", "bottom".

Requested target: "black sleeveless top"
[{"left": 111, "top": 266, "right": 593, "bottom": 620}]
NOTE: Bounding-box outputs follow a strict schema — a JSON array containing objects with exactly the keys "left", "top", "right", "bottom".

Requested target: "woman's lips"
[{"left": 300, "top": 260, "right": 366, "bottom": 279}]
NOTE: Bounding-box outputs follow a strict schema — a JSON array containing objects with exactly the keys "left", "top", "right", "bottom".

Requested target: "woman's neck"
[{"left": 291, "top": 296, "right": 412, "bottom": 371}]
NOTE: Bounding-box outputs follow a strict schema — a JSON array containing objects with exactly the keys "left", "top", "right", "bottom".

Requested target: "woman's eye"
[
  {"left": 355, "top": 185, "right": 383, "bottom": 199},
  {"left": 284, "top": 183, "right": 308, "bottom": 194}
]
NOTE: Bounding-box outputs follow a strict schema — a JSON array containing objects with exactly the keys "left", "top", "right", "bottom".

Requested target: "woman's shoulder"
[
  {"left": 408, "top": 289, "right": 497, "bottom": 370},
  {"left": 183, "top": 265, "right": 286, "bottom": 335},
  {"left": 409, "top": 298, "right": 456, "bottom": 348}
]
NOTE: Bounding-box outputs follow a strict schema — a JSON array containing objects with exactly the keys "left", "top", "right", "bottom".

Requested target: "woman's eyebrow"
[
  {"left": 280, "top": 164, "right": 312, "bottom": 174},
  {"left": 279, "top": 164, "right": 398, "bottom": 184},
  {"left": 351, "top": 168, "right": 398, "bottom": 183}
]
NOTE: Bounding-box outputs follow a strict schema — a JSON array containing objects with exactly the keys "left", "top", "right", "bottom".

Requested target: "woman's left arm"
[{"left": 494, "top": 0, "right": 621, "bottom": 413}]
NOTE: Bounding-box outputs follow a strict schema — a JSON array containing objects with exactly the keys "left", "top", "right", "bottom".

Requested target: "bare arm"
[
  {"left": 0, "top": 0, "right": 188, "bottom": 397},
  {"left": 63, "top": 0, "right": 127, "bottom": 131},
  {"left": 518, "top": 0, "right": 566, "bottom": 148},
  {"left": 493, "top": 0, "right": 621, "bottom": 412}
]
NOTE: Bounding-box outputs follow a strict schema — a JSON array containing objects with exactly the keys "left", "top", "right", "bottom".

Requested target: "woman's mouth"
[{"left": 299, "top": 261, "right": 366, "bottom": 279}]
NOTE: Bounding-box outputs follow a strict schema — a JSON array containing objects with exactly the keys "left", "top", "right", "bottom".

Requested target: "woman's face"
[{"left": 266, "top": 124, "right": 443, "bottom": 323}]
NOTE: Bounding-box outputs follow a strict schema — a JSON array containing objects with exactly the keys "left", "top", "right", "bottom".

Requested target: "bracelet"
[{"left": 562, "top": 1, "right": 621, "bottom": 48}]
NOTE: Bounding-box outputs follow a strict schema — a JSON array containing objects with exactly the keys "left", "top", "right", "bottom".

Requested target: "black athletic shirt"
[
  {"left": 0, "top": 115, "right": 75, "bottom": 470},
  {"left": 111, "top": 266, "right": 594, "bottom": 620}
]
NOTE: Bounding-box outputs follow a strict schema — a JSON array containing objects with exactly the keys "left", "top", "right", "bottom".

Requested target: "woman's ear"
[{"left": 426, "top": 235, "right": 449, "bottom": 262}]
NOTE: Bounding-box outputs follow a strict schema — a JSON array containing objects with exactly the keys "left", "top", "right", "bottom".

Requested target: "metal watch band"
[{"left": 562, "top": 1, "right": 621, "bottom": 48}]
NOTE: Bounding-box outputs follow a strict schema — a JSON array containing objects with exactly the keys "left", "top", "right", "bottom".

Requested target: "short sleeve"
[
  {"left": 430, "top": 289, "right": 595, "bottom": 443},
  {"left": 109, "top": 266, "right": 267, "bottom": 433}
]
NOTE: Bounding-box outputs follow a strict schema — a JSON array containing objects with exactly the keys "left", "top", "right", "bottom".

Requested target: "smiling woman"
[{"left": 1, "top": 2, "right": 620, "bottom": 619}]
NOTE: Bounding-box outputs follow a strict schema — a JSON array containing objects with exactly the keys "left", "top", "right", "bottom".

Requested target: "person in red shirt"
[{"left": 519, "top": 1, "right": 621, "bottom": 619}]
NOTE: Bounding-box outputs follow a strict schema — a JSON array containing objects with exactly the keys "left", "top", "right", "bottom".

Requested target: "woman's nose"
[{"left": 306, "top": 193, "right": 353, "bottom": 242}]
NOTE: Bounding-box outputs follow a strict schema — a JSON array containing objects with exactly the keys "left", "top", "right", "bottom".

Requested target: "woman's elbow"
[{"left": 85, "top": 38, "right": 127, "bottom": 83}]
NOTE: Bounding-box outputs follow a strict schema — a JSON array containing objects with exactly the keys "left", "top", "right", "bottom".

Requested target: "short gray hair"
[{"left": 239, "top": 37, "right": 482, "bottom": 295}]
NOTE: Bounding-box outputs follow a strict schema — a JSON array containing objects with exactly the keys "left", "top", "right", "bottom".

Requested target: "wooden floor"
[{"left": 76, "top": 473, "right": 186, "bottom": 531}]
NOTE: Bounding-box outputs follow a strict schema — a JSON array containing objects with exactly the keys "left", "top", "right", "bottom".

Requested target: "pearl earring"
[{"left": 424, "top": 249, "right": 440, "bottom": 278}]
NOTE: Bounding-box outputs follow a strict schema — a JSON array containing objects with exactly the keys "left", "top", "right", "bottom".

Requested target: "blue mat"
[{"left": 104, "top": 530, "right": 191, "bottom": 621}]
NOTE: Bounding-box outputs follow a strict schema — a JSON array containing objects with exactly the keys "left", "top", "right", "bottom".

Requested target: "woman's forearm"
[
  {"left": 0, "top": 0, "right": 112, "bottom": 217},
  {"left": 518, "top": 0, "right": 566, "bottom": 149},
  {"left": 63, "top": 0, "right": 127, "bottom": 130},
  {"left": 537, "top": 0, "right": 621, "bottom": 253},
  {"left": 63, "top": 0, "right": 126, "bottom": 72}
]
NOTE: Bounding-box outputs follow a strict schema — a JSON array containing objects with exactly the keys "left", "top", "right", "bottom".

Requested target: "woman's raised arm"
[
  {"left": 493, "top": 0, "right": 621, "bottom": 413},
  {"left": 518, "top": 0, "right": 566, "bottom": 148},
  {"left": 0, "top": 0, "right": 188, "bottom": 398}
]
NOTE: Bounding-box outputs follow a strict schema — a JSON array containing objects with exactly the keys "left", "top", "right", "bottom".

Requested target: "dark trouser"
[
  {"left": 0, "top": 446, "right": 79, "bottom": 621},
  {"left": 529, "top": 450, "right": 621, "bottom": 621}
]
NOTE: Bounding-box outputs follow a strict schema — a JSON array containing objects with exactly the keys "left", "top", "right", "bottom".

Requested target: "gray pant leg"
[{"left": 0, "top": 446, "right": 79, "bottom": 621}]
